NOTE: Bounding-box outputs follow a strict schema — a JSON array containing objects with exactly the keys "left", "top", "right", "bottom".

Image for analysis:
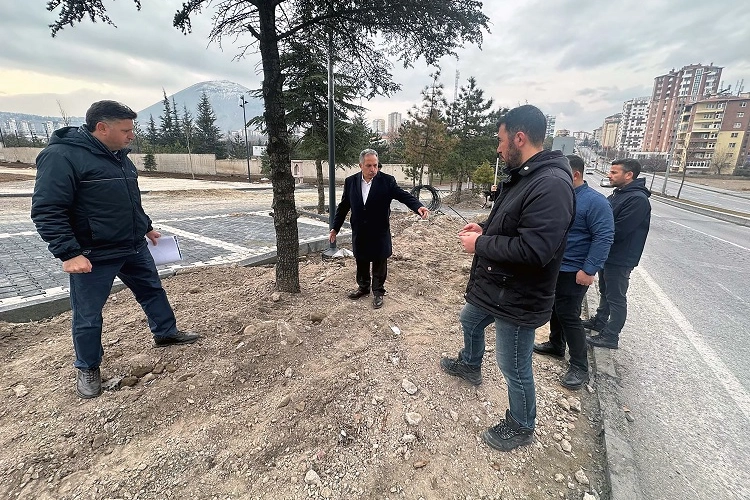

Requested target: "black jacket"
[
  {"left": 465, "top": 150, "right": 575, "bottom": 328},
  {"left": 332, "top": 171, "right": 423, "bottom": 261},
  {"left": 605, "top": 177, "right": 651, "bottom": 268},
  {"left": 31, "top": 126, "right": 153, "bottom": 262}
]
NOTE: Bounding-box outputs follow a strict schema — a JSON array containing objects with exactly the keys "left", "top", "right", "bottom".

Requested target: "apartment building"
[
  {"left": 387, "top": 112, "right": 402, "bottom": 136},
  {"left": 674, "top": 92, "right": 750, "bottom": 173},
  {"left": 545, "top": 114, "right": 556, "bottom": 137},
  {"left": 617, "top": 97, "right": 650, "bottom": 154},
  {"left": 371, "top": 119, "right": 385, "bottom": 135},
  {"left": 601, "top": 114, "right": 621, "bottom": 150},
  {"left": 642, "top": 63, "right": 722, "bottom": 153}
]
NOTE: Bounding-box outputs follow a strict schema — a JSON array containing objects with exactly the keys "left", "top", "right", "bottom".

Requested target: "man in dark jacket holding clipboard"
[
  {"left": 31, "top": 100, "right": 200, "bottom": 400},
  {"left": 330, "top": 149, "right": 428, "bottom": 309}
]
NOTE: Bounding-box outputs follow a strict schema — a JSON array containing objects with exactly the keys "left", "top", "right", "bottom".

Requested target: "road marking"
[
  {"left": 717, "top": 283, "right": 749, "bottom": 307},
  {"left": 636, "top": 267, "right": 750, "bottom": 422},
  {"left": 668, "top": 220, "right": 750, "bottom": 252}
]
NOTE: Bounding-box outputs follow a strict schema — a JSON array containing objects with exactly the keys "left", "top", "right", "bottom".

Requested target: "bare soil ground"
[{"left": 0, "top": 190, "right": 608, "bottom": 500}]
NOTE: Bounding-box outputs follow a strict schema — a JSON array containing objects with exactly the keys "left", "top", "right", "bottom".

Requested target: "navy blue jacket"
[
  {"left": 31, "top": 126, "right": 152, "bottom": 262},
  {"left": 606, "top": 177, "right": 651, "bottom": 268},
  {"left": 560, "top": 181, "right": 614, "bottom": 275},
  {"left": 332, "top": 171, "right": 423, "bottom": 261},
  {"left": 466, "top": 150, "right": 575, "bottom": 328}
]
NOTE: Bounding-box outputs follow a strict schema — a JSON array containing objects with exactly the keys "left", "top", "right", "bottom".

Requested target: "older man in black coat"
[{"left": 330, "top": 149, "right": 428, "bottom": 309}]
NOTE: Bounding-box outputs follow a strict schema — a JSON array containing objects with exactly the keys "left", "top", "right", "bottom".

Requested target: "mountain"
[{"left": 136, "top": 80, "right": 264, "bottom": 135}]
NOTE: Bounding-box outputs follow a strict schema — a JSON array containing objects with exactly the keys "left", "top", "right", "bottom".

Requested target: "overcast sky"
[{"left": 1, "top": 0, "right": 748, "bottom": 132}]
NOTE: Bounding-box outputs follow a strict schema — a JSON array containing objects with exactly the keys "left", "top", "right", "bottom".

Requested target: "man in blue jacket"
[
  {"left": 534, "top": 155, "right": 614, "bottom": 389},
  {"left": 329, "top": 149, "right": 428, "bottom": 309},
  {"left": 440, "top": 105, "right": 575, "bottom": 452},
  {"left": 585, "top": 158, "right": 651, "bottom": 349},
  {"left": 31, "top": 100, "right": 200, "bottom": 399}
]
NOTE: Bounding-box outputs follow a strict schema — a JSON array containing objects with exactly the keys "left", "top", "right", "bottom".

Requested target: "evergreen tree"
[
  {"left": 445, "top": 77, "right": 499, "bottom": 200},
  {"left": 147, "top": 115, "right": 159, "bottom": 145},
  {"left": 143, "top": 152, "right": 157, "bottom": 172},
  {"left": 401, "top": 71, "right": 456, "bottom": 186},
  {"left": 158, "top": 89, "right": 175, "bottom": 148},
  {"left": 194, "top": 91, "right": 224, "bottom": 158}
]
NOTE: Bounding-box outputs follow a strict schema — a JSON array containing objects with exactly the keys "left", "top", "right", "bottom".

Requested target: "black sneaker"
[
  {"left": 561, "top": 366, "right": 589, "bottom": 390},
  {"left": 153, "top": 330, "right": 202, "bottom": 348},
  {"left": 347, "top": 289, "right": 370, "bottom": 300},
  {"left": 440, "top": 355, "right": 482, "bottom": 386},
  {"left": 587, "top": 333, "right": 618, "bottom": 349},
  {"left": 581, "top": 318, "right": 604, "bottom": 332},
  {"left": 533, "top": 341, "right": 565, "bottom": 358},
  {"left": 76, "top": 367, "right": 102, "bottom": 399},
  {"left": 482, "top": 409, "right": 534, "bottom": 452}
]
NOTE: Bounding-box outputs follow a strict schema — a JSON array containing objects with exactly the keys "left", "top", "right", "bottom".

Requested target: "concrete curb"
[
  {"left": 650, "top": 195, "right": 750, "bottom": 227},
  {"left": 585, "top": 287, "right": 644, "bottom": 500}
]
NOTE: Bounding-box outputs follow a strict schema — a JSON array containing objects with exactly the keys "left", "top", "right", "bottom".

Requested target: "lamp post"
[
  {"left": 239, "top": 95, "right": 252, "bottom": 183},
  {"left": 322, "top": 31, "right": 339, "bottom": 258}
]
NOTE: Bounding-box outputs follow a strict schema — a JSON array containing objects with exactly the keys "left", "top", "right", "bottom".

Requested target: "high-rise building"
[
  {"left": 545, "top": 115, "right": 556, "bottom": 137},
  {"left": 673, "top": 92, "right": 750, "bottom": 174},
  {"left": 601, "top": 114, "right": 621, "bottom": 150},
  {"left": 617, "top": 97, "right": 650, "bottom": 154},
  {"left": 387, "top": 112, "right": 402, "bottom": 135},
  {"left": 593, "top": 127, "right": 603, "bottom": 146},
  {"left": 642, "top": 63, "right": 723, "bottom": 153},
  {"left": 371, "top": 119, "right": 385, "bottom": 135}
]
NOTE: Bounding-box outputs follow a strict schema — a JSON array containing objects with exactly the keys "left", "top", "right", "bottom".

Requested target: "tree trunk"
[
  {"left": 258, "top": 5, "right": 300, "bottom": 292},
  {"left": 316, "top": 158, "right": 325, "bottom": 214}
]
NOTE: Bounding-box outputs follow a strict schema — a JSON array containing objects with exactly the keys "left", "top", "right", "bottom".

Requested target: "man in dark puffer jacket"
[
  {"left": 31, "top": 100, "right": 201, "bottom": 400},
  {"left": 440, "top": 105, "right": 575, "bottom": 452}
]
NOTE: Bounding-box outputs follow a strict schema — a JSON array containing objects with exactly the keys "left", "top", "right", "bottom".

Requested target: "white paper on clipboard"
[{"left": 146, "top": 235, "right": 183, "bottom": 265}]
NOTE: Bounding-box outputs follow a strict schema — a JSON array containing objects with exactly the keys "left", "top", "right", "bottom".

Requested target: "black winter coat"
[
  {"left": 605, "top": 177, "right": 651, "bottom": 268},
  {"left": 31, "top": 126, "right": 153, "bottom": 262},
  {"left": 465, "top": 150, "right": 575, "bottom": 328},
  {"left": 332, "top": 171, "right": 423, "bottom": 261}
]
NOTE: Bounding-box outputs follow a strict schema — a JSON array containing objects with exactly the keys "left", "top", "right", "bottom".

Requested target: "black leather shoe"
[
  {"left": 153, "top": 330, "right": 201, "bottom": 348},
  {"left": 587, "top": 333, "right": 618, "bottom": 349},
  {"left": 76, "top": 367, "right": 102, "bottom": 399},
  {"left": 440, "top": 355, "right": 482, "bottom": 386},
  {"left": 372, "top": 295, "right": 384, "bottom": 309},
  {"left": 533, "top": 341, "right": 565, "bottom": 358},
  {"left": 581, "top": 318, "right": 604, "bottom": 332},
  {"left": 561, "top": 366, "right": 589, "bottom": 390},
  {"left": 348, "top": 289, "right": 370, "bottom": 300}
]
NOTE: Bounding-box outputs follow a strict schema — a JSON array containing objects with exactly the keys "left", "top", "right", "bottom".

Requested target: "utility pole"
[
  {"left": 323, "top": 29, "right": 339, "bottom": 258},
  {"left": 239, "top": 95, "right": 252, "bottom": 183}
]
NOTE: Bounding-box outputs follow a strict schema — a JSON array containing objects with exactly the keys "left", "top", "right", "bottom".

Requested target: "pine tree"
[
  {"left": 194, "top": 92, "right": 223, "bottom": 158},
  {"left": 143, "top": 152, "right": 157, "bottom": 172},
  {"left": 401, "top": 71, "right": 456, "bottom": 186},
  {"left": 444, "top": 77, "right": 499, "bottom": 200}
]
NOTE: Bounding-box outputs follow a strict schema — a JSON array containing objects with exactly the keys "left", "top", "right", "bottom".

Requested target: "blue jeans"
[
  {"left": 593, "top": 264, "right": 633, "bottom": 340},
  {"left": 69, "top": 246, "right": 177, "bottom": 369},
  {"left": 459, "top": 302, "right": 536, "bottom": 429}
]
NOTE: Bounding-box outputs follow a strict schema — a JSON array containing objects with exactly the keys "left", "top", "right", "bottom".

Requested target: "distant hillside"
[{"left": 137, "top": 80, "right": 264, "bottom": 134}]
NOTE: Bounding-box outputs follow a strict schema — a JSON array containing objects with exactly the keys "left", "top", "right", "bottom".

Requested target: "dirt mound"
[{"left": 0, "top": 214, "right": 606, "bottom": 499}]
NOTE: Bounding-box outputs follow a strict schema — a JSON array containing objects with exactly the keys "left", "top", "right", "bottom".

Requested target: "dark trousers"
[
  {"left": 69, "top": 247, "right": 177, "bottom": 369},
  {"left": 549, "top": 272, "right": 589, "bottom": 372},
  {"left": 593, "top": 263, "right": 633, "bottom": 340},
  {"left": 355, "top": 258, "right": 387, "bottom": 297}
]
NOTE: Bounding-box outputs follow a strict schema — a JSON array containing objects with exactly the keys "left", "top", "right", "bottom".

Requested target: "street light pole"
[
  {"left": 322, "top": 30, "right": 338, "bottom": 258},
  {"left": 239, "top": 95, "right": 252, "bottom": 183}
]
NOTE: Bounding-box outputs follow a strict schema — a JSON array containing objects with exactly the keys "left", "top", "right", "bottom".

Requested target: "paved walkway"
[{"left": 0, "top": 171, "right": 338, "bottom": 316}]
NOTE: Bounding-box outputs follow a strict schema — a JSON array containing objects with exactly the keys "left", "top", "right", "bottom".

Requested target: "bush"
[{"left": 143, "top": 153, "right": 157, "bottom": 172}]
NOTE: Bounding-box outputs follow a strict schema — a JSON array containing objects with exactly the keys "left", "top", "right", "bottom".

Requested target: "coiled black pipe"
[{"left": 409, "top": 184, "right": 441, "bottom": 211}]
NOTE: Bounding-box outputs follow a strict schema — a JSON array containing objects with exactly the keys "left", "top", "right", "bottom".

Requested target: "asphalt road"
[{"left": 588, "top": 181, "right": 750, "bottom": 499}]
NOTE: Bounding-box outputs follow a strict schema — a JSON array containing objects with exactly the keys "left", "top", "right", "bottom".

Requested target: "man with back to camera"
[
  {"left": 534, "top": 155, "right": 614, "bottom": 389},
  {"left": 585, "top": 158, "right": 651, "bottom": 349},
  {"left": 440, "top": 105, "right": 575, "bottom": 451},
  {"left": 31, "top": 100, "right": 201, "bottom": 399},
  {"left": 329, "top": 149, "right": 428, "bottom": 309}
]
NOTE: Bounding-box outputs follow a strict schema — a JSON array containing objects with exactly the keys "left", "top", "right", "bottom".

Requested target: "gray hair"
[{"left": 359, "top": 148, "right": 379, "bottom": 164}]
